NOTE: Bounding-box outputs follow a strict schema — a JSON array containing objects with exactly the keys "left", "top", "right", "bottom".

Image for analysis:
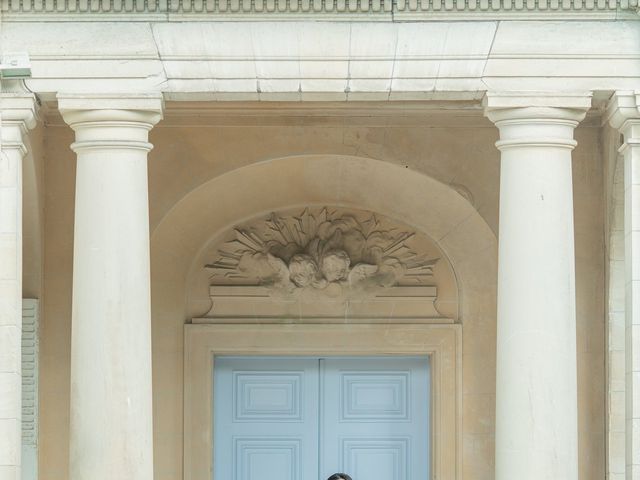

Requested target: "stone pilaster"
[
  {"left": 58, "top": 93, "right": 163, "bottom": 480},
  {"left": 484, "top": 92, "right": 592, "bottom": 480},
  {"left": 0, "top": 93, "right": 38, "bottom": 480},
  {"left": 607, "top": 91, "right": 640, "bottom": 480}
]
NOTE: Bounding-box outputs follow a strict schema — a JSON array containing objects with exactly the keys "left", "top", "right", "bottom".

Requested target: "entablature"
[{"left": 2, "top": 18, "right": 638, "bottom": 101}]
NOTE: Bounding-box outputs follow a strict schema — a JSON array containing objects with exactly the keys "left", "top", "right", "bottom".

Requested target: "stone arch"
[{"left": 149, "top": 153, "right": 497, "bottom": 480}]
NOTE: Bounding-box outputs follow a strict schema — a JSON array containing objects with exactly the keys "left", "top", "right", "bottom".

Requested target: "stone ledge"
[{"left": 196, "top": 285, "right": 449, "bottom": 322}]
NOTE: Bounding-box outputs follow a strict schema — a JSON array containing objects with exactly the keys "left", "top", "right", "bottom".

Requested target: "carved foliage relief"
[{"left": 206, "top": 208, "right": 439, "bottom": 299}]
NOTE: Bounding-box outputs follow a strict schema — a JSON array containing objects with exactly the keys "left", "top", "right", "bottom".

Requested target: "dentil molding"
[{"left": 1, "top": 0, "right": 638, "bottom": 19}]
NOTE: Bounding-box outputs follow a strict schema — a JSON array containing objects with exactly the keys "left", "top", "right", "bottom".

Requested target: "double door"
[{"left": 213, "top": 356, "right": 430, "bottom": 480}]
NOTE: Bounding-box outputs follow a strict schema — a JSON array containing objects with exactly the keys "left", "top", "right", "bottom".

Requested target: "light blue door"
[
  {"left": 214, "top": 357, "right": 320, "bottom": 480},
  {"left": 213, "top": 356, "right": 429, "bottom": 480},
  {"left": 320, "top": 357, "right": 430, "bottom": 480}
]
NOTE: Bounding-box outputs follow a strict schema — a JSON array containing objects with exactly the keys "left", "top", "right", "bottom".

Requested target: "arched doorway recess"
[{"left": 150, "top": 154, "right": 498, "bottom": 480}]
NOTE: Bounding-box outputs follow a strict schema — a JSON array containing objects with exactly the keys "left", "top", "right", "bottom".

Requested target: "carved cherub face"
[
  {"left": 320, "top": 250, "right": 351, "bottom": 282},
  {"left": 288, "top": 254, "right": 320, "bottom": 287}
]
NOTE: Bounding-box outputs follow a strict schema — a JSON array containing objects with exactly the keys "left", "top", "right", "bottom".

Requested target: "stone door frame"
[{"left": 183, "top": 323, "right": 462, "bottom": 480}]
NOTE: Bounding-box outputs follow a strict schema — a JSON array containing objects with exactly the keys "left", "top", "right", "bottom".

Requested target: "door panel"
[
  {"left": 214, "top": 357, "right": 320, "bottom": 480},
  {"left": 320, "top": 357, "right": 430, "bottom": 480},
  {"left": 213, "top": 356, "right": 429, "bottom": 480},
  {"left": 341, "top": 438, "right": 408, "bottom": 479}
]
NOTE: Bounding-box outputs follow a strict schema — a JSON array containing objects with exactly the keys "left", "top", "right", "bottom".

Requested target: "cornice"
[{"left": 1, "top": 0, "right": 638, "bottom": 20}]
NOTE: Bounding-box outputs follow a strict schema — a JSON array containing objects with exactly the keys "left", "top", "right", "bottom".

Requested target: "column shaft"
[
  {"left": 0, "top": 95, "right": 37, "bottom": 480},
  {"left": 59, "top": 95, "right": 162, "bottom": 480},
  {"left": 486, "top": 94, "right": 590, "bottom": 480}
]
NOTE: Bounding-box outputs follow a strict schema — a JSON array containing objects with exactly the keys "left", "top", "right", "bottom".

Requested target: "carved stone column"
[
  {"left": 58, "top": 94, "right": 163, "bottom": 480},
  {"left": 0, "top": 93, "right": 38, "bottom": 480},
  {"left": 607, "top": 91, "right": 640, "bottom": 480},
  {"left": 484, "top": 92, "right": 591, "bottom": 480}
]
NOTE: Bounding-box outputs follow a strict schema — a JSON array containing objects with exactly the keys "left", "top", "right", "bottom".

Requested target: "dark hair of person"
[{"left": 328, "top": 474, "right": 353, "bottom": 480}]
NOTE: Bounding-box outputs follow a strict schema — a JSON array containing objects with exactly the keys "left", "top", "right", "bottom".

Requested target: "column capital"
[
  {"left": 483, "top": 91, "right": 592, "bottom": 122},
  {"left": 57, "top": 93, "right": 164, "bottom": 123},
  {"left": 483, "top": 92, "right": 592, "bottom": 151},
  {"left": 604, "top": 90, "right": 640, "bottom": 135},
  {"left": 0, "top": 93, "right": 39, "bottom": 155},
  {"left": 57, "top": 93, "right": 164, "bottom": 153}
]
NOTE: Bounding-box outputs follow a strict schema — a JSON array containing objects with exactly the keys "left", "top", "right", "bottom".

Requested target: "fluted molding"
[{"left": 1, "top": 0, "right": 637, "bottom": 18}]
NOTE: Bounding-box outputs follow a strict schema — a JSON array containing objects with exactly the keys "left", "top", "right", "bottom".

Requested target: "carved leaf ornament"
[{"left": 206, "top": 208, "right": 438, "bottom": 297}]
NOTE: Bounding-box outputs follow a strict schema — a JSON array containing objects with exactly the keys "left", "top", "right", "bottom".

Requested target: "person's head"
[{"left": 328, "top": 474, "right": 352, "bottom": 480}]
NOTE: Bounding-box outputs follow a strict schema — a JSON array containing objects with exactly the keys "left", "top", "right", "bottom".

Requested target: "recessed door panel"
[
  {"left": 234, "top": 438, "right": 302, "bottom": 480},
  {"left": 341, "top": 372, "right": 410, "bottom": 420}
]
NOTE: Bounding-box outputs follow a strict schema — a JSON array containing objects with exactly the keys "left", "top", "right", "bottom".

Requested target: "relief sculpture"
[{"left": 206, "top": 208, "right": 438, "bottom": 299}]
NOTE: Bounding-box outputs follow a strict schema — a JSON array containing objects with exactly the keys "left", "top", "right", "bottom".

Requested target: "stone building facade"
[{"left": 1, "top": 6, "right": 639, "bottom": 480}]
